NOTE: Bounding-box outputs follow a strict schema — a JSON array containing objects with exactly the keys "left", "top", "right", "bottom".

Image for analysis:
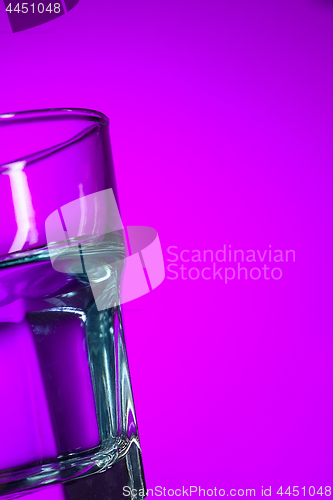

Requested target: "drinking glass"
[{"left": 0, "top": 109, "right": 146, "bottom": 499}]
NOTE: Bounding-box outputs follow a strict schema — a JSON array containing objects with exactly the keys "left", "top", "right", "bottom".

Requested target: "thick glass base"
[
  {"left": 1, "top": 440, "right": 146, "bottom": 500},
  {"left": 64, "top": 441, "right": 146, "bottom": 500}
]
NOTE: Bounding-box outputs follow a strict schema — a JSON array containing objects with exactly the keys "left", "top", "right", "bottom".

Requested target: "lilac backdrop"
[{"left": 1, "top": 0, "right": 333, "bottom": 496}]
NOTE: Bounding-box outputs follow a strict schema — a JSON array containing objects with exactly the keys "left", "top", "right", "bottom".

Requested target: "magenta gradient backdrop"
[{"left": 1, "top": 0, "right": 333, "bottom": 496}]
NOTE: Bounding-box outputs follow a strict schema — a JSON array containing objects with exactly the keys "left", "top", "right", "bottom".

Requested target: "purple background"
[{"left": 1, "top": 0, "right": 333, "bottom": 496}]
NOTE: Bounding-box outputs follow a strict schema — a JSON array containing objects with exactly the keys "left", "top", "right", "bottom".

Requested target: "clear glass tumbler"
[{"left": 0, "top": 109, "right": 146, "bottom": 499}]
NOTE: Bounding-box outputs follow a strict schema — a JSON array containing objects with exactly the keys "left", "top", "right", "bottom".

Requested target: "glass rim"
[
  {"left": 0, "top": 107, "right": 109, "bottom": 126},
  {"left": 0, "top": 107, "right": 110, "bottom": 170}
]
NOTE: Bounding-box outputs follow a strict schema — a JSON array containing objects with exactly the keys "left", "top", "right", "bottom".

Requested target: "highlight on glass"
[{"left": 0, "top": 108, "right": 164, "bottom": 498}]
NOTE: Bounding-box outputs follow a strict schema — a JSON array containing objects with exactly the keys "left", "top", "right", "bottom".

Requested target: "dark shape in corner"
[
  {"left": 3, "top": 0, "right": 79, "bottom": 33},
  {"left": 64, "top": 0, "right": 79, "bottom": 12}
]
